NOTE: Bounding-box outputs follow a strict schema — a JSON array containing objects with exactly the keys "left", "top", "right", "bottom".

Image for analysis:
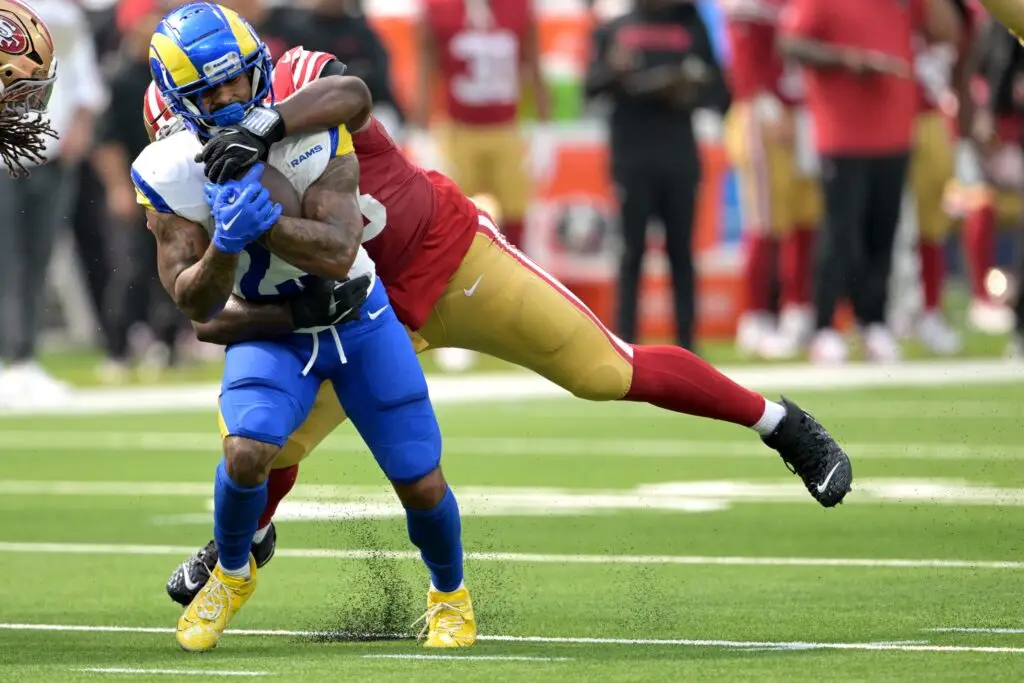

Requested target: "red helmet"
[{"left": 142, "top": 79, "right": 180, "bottom": 141}]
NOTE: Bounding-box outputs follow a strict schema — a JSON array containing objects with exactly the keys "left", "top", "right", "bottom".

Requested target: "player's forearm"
[
  {"left": 192, "top": 295, "right": 293, "bottom": 345},
  {"left": 778, "top": 36, "right": 855, "bottom": 70},
  {"left": 276, "top": 75, "right": 374, "bottom": 135},
  {"left": 174, "top": 246, "right": 239, "bottom": 322},
  {"left": 263, "top": 211, "right": 362, "bottom": 281},
  {"left": 976, "top": 0, "right": 1024, "bottom": 40}
]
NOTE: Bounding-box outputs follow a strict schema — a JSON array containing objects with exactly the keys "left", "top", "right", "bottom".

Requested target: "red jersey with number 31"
[{"left": 423, "top": 0, "right": 532, "bottom": 125}]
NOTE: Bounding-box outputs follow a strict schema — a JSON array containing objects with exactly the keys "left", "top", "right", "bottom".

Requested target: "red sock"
[
  {"left": 743, "top": 232, "right": 775, "bottom": 312},
  {"left": 623, "top": 345, "right": 766, "bottom": 427},
  {"left": 963, "top": 205, "right": 995, "bottom": 299},
  {"left": 918, "top": 241, "right": 945, "bottom": 311},
  {"left": 258, "top": 464, "right": 299, "bottom": 530},
  {"left": 501, "top": 219, "right": 525, "bottom": 251},
  {"left": 780, "top": 228, "right": 815, "bottom": 306}
]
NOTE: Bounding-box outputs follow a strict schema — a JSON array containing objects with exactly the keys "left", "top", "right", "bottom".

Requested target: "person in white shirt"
[{"left": 0, "top": 0, "right": 107, "bottom": 404}]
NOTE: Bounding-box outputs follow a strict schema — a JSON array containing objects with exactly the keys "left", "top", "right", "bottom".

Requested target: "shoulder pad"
[{"left": 131, "top": 131, "right": 210, "bottom": 225}]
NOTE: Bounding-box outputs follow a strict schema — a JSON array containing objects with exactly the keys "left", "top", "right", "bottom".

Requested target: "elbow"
[
  {"left": 192, "top": 322, "right": 229, "bottom": 345},
  {"left": 331, "top": 75, "right": 373, "bottom": 129},
  {"left": 177, "top": 299, "right": 224, "bottom": 325}
]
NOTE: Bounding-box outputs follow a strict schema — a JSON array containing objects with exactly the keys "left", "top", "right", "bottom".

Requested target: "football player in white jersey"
[
  {"left": 0, "top": 0, "right": 58, "bottom": 176},
  {"left": 135, "top": 2, "right": 470, "bottom": 652}
]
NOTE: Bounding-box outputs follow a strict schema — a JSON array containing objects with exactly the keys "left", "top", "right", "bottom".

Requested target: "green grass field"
[{"left": 3, "top": 363, "right": 1024, "bottom": 681}]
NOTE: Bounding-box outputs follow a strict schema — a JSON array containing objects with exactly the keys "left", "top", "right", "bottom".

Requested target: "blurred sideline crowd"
[{"left": 3, "top": 0, "right": 1024, "bottom": 406}]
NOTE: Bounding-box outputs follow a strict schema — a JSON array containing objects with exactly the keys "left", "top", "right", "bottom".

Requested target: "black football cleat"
[
  {"left": 762, "top": 397, "right": 852, "bottom": 507},
  {"left": 166, "top": 524, "right": 278, "bottom": 606}
]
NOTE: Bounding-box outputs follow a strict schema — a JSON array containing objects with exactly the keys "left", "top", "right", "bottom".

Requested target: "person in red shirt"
[
  {"left": 149, "top": 48, "right": 854, "bottom": 618},
  {"left": 413, "top": 0, "right": 548, "bottom": 253},
  {"left": 908, "top": 0, "right": 976, "bottom": 355},
  {"left": 722, "top": 0, "right": 819, "bottom": 360},
  {"left": 780, "top": 0, "right": 960, "bottom": 364}
]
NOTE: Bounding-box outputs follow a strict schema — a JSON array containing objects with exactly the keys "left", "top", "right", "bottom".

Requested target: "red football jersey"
[
  {"left": 423, "top": 0, "right": 532, "bottom": 125},
  {"left": 272, "top": 48, "right": 479, "bottom": 329},
  {"left": 721, "top": 0, "right": 803, "bottom": 105}
]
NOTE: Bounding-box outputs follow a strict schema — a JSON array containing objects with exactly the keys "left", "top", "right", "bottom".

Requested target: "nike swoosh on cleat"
[
  {"left": 181, "top": 566, "right": 202, "bottom": 592},
  {"left": 815, "top": 461, "right": 844, "bottom": 494}
]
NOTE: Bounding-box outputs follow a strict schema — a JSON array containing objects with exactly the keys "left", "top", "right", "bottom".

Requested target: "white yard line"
[
  {"left": 2, "top": 432, "right": 1022, "bottom": 461},
  {"left": 4, "top": 623, "right": 1022, "bottom": 655},
  {"left": 361, "top": 654, "right": 573, "bottom": 662},
  {"left": 928, "top": 628, "right": 1024, "bottom": 635},
  {"left": 1, "top": 541, "right": 1021, "bottom": 569},
  {"left": 1, "top": 360, "right": 1022, "bottom": 417},
  {"left": 75, "top": 669, "right": 267, "bottom": 677}
]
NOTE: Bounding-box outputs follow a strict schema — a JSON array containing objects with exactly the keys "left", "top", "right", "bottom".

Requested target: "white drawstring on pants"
[{"left": 299, "top": 326, "right": 347, "bottom": 376}]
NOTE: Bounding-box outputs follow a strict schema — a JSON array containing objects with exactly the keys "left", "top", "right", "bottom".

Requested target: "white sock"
[
  {"left": 430, "top": 581, "right": 465, "bottom": 594},
  {"left": 252, "top": 525, "right": 270, "bottom": 544},
  {"left": 751, "top": 399, "right": 786, "bottom": 437},
  {"left": 217, "top": 560, "right": 251, "bottom": 580}
]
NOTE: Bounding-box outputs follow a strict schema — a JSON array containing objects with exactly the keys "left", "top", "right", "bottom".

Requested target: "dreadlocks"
[{"left": 0, "top": 89, "right": 58, "bottom": 178}]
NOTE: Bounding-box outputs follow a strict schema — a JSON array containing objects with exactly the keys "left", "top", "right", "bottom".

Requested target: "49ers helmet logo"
[{"left": 0, "top": 12, "right": 29, "bottom": 56}]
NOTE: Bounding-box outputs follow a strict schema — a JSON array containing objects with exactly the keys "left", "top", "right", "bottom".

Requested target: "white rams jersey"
[{"left": 131, "top": 124, "right": 375, "bottom": 302}]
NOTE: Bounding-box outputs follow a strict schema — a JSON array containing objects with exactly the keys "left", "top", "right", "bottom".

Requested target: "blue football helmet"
[{"left": 148, "top": 2, "right": 274, "bottom": 137}]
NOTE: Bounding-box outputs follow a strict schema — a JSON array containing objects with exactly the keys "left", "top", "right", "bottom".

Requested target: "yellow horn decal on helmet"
[
  {"left": 150, "top": 32, "right": 201, "bottom": 88},
  {"left": 222, "top": 8, "right": 259, "bottom": 58}
]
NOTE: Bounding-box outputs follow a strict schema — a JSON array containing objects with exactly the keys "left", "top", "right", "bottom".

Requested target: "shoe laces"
[
  {"left": 411, "top": 601, "right": 467, "bottom": 641},
  {"left": 193, "top": 575, "right": 231, "bottom": 623}
]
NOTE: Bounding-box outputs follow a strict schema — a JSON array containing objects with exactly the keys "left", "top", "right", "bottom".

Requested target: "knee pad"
[
  {"left": 366, "top": 397, "right": 442, "bottom": 484},
  {"left": 220, "top": 385, "right": 303, "bottom": 448}
]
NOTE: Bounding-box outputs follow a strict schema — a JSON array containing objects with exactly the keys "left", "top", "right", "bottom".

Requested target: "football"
[{"left": 260, "top": 163, "right": 302, "bottom": 218}]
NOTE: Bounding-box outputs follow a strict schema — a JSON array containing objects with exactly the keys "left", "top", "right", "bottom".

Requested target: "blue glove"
[{"left": 205, "top": 163, "right": 282, "bottom": 254}]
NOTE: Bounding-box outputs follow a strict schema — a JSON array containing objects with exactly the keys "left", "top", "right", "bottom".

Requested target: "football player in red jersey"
[
  {"left": 0, "top": 0, "right": 57, "bottom": 176},
  {"left": 157, "top": 46, "right": 853, "bottom": 614},
  {"left": 413, "top": 0, "right": 547, "bottom": 252},
  {"left": 721, "top": 0, "right": 818, "bottom": 360}
]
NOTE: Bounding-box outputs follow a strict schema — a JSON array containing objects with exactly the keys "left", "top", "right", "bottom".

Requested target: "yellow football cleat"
[
  {"left": 175, "top": 555, "right": 257, "bottom": 652},
  {"left": 412, "top": 585, "right": 477, "bottom": 648}
]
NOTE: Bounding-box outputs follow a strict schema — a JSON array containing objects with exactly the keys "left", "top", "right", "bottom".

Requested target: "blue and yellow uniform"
[{"left": 134, "top": 2, "right": 464, "bottom": 654}]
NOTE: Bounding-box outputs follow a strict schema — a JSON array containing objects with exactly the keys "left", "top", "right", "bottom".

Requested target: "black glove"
[
  {"left": 290, "top": 274, "right": 373, "bottom": 329},
  {"left": 195, "top": 107, "right": 286, "bottom": 183}
]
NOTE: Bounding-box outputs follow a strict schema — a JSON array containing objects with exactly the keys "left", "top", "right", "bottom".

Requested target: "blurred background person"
[
  {"left": 780, "top": 0, "right": 960, "bottom": 364},
  {"left": 585, "top": 0, "right": 730, "bottom": 351},
  {"left": 92, "top": 0, "right": 190, "bottom": 383},
  {"left": 274, "top": 0, "right": 405, "bottom": 137},
  {"left": 0, "top": 0, "right": 107, "bottom": 404},
  {"left": 906, "top": 0, "right": 975, "bottom": 355},
  {"left": 414, "top": 0, "right": 548, "bottom": 252},
  {"left": 947, "top": 16, "right": 1023, "bottom": 336},
  {"left": 414, "top": 0, "right": 548, "bottom": 372},
  {"left": 721, "top": 0, "right": 818, "bottom": 360}
]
